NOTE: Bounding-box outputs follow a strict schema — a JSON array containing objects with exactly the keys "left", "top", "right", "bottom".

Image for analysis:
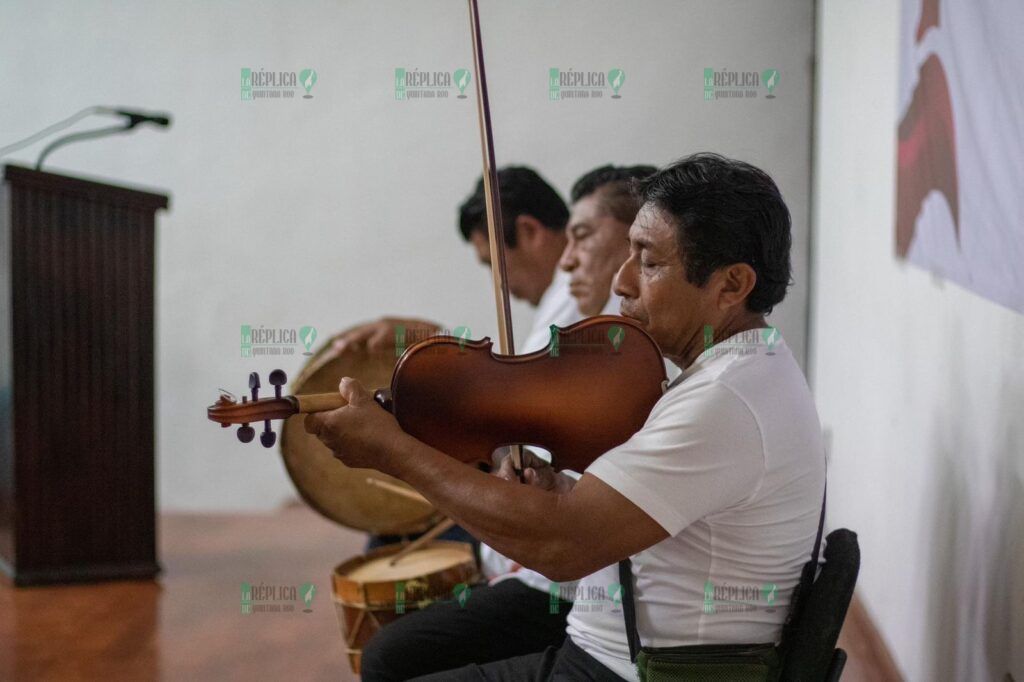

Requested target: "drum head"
[
  {"left": 279, "top": 335, "right": 442, "bottom": 534},
  {"left": 333, "top": 540, "right": 479, "bottom": 608}
]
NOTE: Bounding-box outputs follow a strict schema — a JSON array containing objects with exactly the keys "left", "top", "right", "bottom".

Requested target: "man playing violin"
[
  {"left": 344, "top": 164, "right": 660, "bottom": 680},
  {"left": 310, "top": 152, "right": 824, "bottom": 681},
  {"left": 308, "top": 152, "right": 823, "bottom": 679}
]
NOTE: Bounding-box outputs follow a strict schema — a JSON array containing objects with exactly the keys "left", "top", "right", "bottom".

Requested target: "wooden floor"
[{"left": 0, "top": 503, "right": 900, "bottom": 681}]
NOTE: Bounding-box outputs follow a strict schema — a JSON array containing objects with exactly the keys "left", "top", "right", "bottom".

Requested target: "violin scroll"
[{"left": 208, "top": 370, "right": 299, "bottom": 448}]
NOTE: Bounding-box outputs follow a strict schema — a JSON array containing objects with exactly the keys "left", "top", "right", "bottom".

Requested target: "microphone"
[
  {"left": 0, "top": 105, "right": 173, "bottom": 169},
  {"left": 102, "top": 108, "right": 172, "bottom": 128},
  {"left": 0, "top": 105, "right": 169, "bottom": 160},
  {"left": 30, "top": 106, "right": 173, "bottom": 169}
]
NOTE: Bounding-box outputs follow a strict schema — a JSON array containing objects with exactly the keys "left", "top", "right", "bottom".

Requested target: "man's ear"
[
  {"left": 513, "top": 214, "right": 545, "bottom": 249},
  {"left": 713, "top": 263, "right": 758, "bottom": 311}
]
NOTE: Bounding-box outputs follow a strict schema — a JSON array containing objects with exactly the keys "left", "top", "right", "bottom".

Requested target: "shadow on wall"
[
  {"left": 923, "top": 322, "right": 1023, "bottom": 681},
  {"left": 924, "top": 435, "right": 968, "bottom": 679},
  {"left": 986, "top": 384, "right": 1023, "bottom": 680}
]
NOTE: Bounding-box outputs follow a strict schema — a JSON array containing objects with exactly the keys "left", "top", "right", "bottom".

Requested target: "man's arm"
[
  {"left": 305, "top": 377, "right": 668, "bottom": 581},
  {"left": 331, "top": 317, "right": 441, "bottom": 354},
  {"left": 385, "top": 434, "right": 667, "bottom": 581}
]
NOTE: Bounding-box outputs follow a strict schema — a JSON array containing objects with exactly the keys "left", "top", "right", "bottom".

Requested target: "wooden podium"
[{"left": 0, "top": 165, "right": 168, "bottom": 585}]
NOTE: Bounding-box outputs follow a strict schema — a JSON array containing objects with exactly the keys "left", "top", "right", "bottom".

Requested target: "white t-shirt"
[
  {"left": 567, "top": 329, "right": 825, "bottom": 681},
  {"left": 519, "top": 268, "right": 582, "bottom": 356}
]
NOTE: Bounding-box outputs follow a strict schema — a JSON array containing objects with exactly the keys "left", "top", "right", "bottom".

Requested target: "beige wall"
[{"left": 0, "top": 0, "right": 815, "bottom": 511}]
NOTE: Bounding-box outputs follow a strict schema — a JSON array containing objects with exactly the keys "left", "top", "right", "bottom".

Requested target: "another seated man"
[
  {"left": 331, "top": 165, "right": 575, "bottom": 361},
  {"left": 307, "top": 152, "right": 823, "bottom": 680},
  {"left": 559, "top": 164, "right": 657, "bottom": 318}
]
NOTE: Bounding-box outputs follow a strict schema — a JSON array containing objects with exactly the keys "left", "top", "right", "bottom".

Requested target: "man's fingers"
[
  {"left": 523, "top": 466, "right": 557, "bottom": 491},
  {"left": 304, "top": 413, "right": 322, "bottom": 436},
  {"left": 366, "top": 326, "right": 396, "bottom": 352},
  {"left": 333, "top": 319, "right": 441, "bottom": 355},
  {"left": 333, "top": 324, "right": 380, "bottom": 353},
  {"left": 493, "top": 455, "right": 518, "bottom": 482},
  {"left": 332, "top": 335, "right": 359, "bottom": 354},
  {"left": 344, "top": 325, "right": 376, "bottom": 346},
  {"left": 338, "top": 376, "right": 370, "bottom": 405},
  {"left": 521, "top": 450, "right": 549, "bottom": 470}
]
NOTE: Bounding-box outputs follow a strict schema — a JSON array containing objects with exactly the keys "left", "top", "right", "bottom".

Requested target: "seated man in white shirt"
[
  {"left": 307, "top": 152, "right": 824, "bottom": 680},
  {"left": 356, "top": 164, "right": 659, "bottom": 681},
  {"left": 332, "top": 166, "right": 576, "bottom": 360},
  {"left": 308, "top": 152, "right": 823, "bottom": 680}
]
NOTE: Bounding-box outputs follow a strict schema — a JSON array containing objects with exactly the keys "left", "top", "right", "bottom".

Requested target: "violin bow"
[
  {"left": 467, "top": 0, "right": 515, "bottom": 355},
  {"left": 466, "top": 0, "right": 525, "bottom": 478}
]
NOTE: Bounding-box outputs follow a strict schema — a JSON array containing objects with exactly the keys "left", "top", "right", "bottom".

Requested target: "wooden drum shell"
[{"left": 331, "top": 541, "right": 479, "bottom": 674}]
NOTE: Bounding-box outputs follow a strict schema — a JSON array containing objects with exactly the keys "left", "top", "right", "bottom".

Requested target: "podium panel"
[{"left": 0, "top": 165, "right": 168, "bottom": 585}]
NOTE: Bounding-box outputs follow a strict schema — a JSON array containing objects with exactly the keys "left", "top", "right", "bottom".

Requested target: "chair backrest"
[{"left": 779, "top": 528, "right": 860, "bottom": 681}]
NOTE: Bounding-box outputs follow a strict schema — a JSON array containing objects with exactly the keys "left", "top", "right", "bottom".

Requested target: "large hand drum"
[{"left": 279, "top": 333, "right": 444, "bottom": 535}]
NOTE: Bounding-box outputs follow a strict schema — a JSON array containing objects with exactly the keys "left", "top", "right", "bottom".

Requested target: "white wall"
[
  {"left": 813, "top": 1, "right": 1024, "bottom": 679},
  {"left": 0, "top": 0, "right": 814, "bottom": 510}
]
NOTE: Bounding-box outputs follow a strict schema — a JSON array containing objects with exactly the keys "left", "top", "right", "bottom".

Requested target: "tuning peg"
[
  {"left": 237, "top": 424, "right": 255, "bottom": 443},
  {"left": 249, "top": 372, "right": 261, "bottom": 401},
  {"left": 260, "top": 420, "right": 276, "bottom": 448},
  {"left": 268, "top": 369, "right": 287, "bottom": 398}
]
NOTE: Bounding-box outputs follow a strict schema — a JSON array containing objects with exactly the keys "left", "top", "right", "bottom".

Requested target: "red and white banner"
[{"left": 897, "top": 0, "right": 1024, "bottom": 313}]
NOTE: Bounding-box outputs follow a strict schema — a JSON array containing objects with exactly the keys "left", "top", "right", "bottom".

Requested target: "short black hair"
[
  {"left": 458, "top": 166, "right": 569, "bottom": 248},
  {"left": 570, "top": 165, "right": 657, "bottom": 224},
  {"left": 636, "top": 153, "right": 792, "bottom": 314}
]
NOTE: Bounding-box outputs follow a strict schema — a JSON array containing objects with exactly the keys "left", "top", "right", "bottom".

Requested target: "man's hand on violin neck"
[
  {"left": 303, "top": 377, "right": 408, "bottom": 473},
  {"left": 330, "top": 317, "right": 441, "bottom": 355}
]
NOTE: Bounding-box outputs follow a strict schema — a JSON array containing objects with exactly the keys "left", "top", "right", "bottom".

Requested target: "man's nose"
[
  {"left": 612, "top": 258, "right": 636, "bottom": 298},
  {"left": 558, "top": 243, "right": 578, "bottom": 272}
]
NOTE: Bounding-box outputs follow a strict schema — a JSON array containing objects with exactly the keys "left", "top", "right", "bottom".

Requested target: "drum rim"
[{"left": 332, "top": 540, "right": 478, "bottom": 586}]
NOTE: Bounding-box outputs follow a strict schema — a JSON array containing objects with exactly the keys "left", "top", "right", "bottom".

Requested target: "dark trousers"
[
  {"left": 410, "top": 638, "right": 625, "bottom": 681},
  {"left": 360, "top": 579, "right": 574, "bottom": 682}
]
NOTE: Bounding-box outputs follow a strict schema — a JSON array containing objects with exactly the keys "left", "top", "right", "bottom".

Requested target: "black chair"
[{"left": 780, "top": 528, "right": 861, "bottom": 681}]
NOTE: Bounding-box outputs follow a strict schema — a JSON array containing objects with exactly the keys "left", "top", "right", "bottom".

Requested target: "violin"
[
  {"left": 207, "top": 0, "right": 667, "bottom": 473},
  {"left": 208, "top": 315, "right": 667, "bottom": 472}
]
